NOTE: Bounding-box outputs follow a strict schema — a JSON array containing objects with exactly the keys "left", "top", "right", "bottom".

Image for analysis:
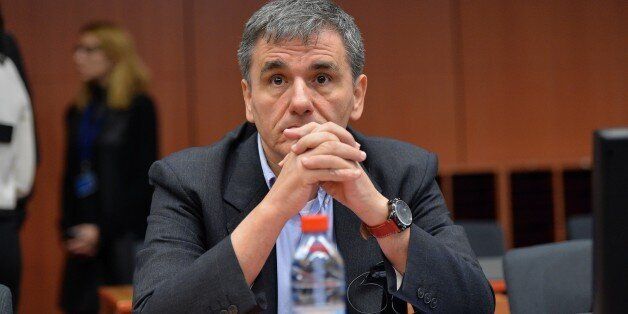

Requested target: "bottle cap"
[{"left": 301, "top": 214, "right": 328, "bottom": 233}]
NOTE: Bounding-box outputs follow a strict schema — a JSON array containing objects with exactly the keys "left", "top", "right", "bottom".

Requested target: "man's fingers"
[
  {"left": 301, "top": 155, "right": 358, "bottom": 171},
  {"left": 278, "top": 155, "right": 288, "bottom": 167},
  {"left": 283, "top": 122, "right": 320, "bottom": 139},
  {"left": 312, "top": 122, "right": 359, "bottom": 149},
  {"left": 291, "top": 131, "right": 341, "bottom": 154},
  {"left": 278, "top": 152, "right": 295, "bottom": 167},
  {"left": 284, "top": 122, "right": 359, "bottom": 150},
  {"left": 304, "top": 141, "right": 366, "bottom": 162},
  {"left": 302, "top": 168, "right": 362, "bottom": 185}
]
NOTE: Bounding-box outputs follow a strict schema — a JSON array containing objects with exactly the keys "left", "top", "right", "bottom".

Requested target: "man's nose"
[{"left": 288, "top": 78, "right": 314, "bottom": 116}]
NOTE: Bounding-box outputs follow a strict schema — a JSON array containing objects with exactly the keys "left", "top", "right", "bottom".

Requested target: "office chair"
[
  {"left": 503, "top": 240, "right": 592, "bottom": 314},
  {"left": 459, "top": 220, "right": 506, "bottom": 279},
  {"left": 459, "top": 220, "right": 506, "bottom": 257},
  {"left": 567, "top": 214, "right": 592, "bottom": 240}
]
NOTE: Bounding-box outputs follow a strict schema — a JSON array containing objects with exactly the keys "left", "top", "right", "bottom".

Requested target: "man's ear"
[
  {"left": 242, "top": 79, "right": 255, "bottom": 123},
  {"left": 349, "top": 74, "right": 367, "bottom": 121}
]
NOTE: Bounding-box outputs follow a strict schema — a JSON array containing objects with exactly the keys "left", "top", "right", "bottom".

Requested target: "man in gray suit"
[{"left": 133, "top": 0, "right": 494, "bottom": 313}]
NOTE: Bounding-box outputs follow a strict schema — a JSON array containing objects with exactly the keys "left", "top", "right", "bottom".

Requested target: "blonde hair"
[{"left": 75, "top": 21, "right": 149, "bottom": 110}]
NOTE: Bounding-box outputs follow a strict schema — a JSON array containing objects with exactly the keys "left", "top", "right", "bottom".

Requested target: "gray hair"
[{"left": 237, "top": 0, "right": 365, "bottom": 82}]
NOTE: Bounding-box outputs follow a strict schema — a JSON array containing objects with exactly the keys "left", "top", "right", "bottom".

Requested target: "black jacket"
[
  {"left": 61, "top": 93, "right": 158, "bottom": 243},
  {"left": 133, "top": 123, "right": 494, "bottom": 313},
  {"left": 60, "top": 93, "right": 158, "bottom": 311}
]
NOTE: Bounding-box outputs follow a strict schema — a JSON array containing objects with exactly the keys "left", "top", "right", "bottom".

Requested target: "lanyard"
[{"left": 77, "top": 102, "right": 105, "bottom": 165}]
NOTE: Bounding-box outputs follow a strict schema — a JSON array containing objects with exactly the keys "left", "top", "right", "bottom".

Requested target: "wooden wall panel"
[
  {"left": 3, "top": 1, "right": 189, "bottom": 312},
  {"left": 189, "top": 0, "right": 267, "bottom": 145},
  {"left": 190, "top": 0, "right": 460, "bottom": 165},
  {"left": 342, "top": 0, "right": 460, "bottom": 165},
  {"left": 459, "top": 0, "right": 628, "bottom": 165}
]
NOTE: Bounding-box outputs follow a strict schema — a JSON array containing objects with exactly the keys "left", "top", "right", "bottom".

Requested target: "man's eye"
[
  {"left": 271, "top": 76, "right": 284, "bottom": 85},
  {"left": 316, "top": 75, "right": 330, "bottom": 84}
]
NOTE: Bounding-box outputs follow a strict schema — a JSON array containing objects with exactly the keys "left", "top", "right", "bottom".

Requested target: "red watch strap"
[{"left": 362, "top": 220, "right": 400, "bottom": 238}]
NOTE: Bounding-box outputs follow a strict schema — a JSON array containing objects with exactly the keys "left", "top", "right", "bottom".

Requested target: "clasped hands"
[{"left": 265, "top": 122, "right": 388, "bottom": 226}]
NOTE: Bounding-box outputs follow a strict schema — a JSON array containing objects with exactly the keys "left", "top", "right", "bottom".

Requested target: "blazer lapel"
[
  {"left": 222, "top": 131, "right": 278, "bottom": 313},
  {"left": 223, "top": 131, "right": 268, "bottom": 233}
]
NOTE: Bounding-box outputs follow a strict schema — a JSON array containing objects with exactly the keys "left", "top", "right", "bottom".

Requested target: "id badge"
[{"left": 75, "top": 170, "right": 98, "bottom": 198}]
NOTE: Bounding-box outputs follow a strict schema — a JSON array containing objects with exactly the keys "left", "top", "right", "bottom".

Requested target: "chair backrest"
[
  {"left": 0, "top": 284, "right": 13, "bottom": 314},
  {"left": 567, "top": 214, "right": 592, "bottom": 240},
  {"left": 503, "top": 240, "right": 592, "bottom": 314},
  {"left": 458, "top": 220, "right": 506, "bottom": 257}
]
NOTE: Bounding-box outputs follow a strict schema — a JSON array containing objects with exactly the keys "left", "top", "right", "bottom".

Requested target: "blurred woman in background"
[{"left": 60, "top": 21, "right": 157, "bottom": 314}]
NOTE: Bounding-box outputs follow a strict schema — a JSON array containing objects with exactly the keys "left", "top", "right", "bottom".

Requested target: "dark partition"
[
  {"left": 593, "top": 128, "right": 628, "bottom": 313},
  {"left": 511, "top": 171, "right": 554, "bottom": 247}
]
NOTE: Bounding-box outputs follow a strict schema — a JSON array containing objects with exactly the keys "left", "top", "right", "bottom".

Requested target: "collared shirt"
[{"left": 257, "top": 134, "right": 334, "bottom": 314}]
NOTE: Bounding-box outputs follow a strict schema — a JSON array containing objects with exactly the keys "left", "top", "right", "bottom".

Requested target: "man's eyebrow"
[
  {"left": 260, "top": 60, "right": 285, "bottom": 75},
  {"left": 310, "top": 61, "right": 339, "bottom": 72}
]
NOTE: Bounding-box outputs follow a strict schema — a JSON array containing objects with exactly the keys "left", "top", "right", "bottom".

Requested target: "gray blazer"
[{"left": 133, "top": 123, "right": 494, "bottom": 313}]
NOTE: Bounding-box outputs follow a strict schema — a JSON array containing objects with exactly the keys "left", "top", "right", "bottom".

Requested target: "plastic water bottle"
[{"left": 291, "top": 214, "right": 346, "bottom": 313}]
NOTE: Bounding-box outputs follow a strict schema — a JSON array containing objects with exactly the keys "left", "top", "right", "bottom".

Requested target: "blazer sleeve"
[
  {"left": 133, "top": 159, "right": 262, "bottom": 313},
  {"left": 383, "top": 152, "right": 495, "bottom": 313}
]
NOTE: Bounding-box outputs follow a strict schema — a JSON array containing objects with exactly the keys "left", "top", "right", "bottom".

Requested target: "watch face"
[{"left": 393, "top": 200, "right": 413, "bottom": 226}]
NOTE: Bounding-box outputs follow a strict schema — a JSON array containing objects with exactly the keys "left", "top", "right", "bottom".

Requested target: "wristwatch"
[{"left": 360, "top": 198, "right": 413, "bottom": 239}]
